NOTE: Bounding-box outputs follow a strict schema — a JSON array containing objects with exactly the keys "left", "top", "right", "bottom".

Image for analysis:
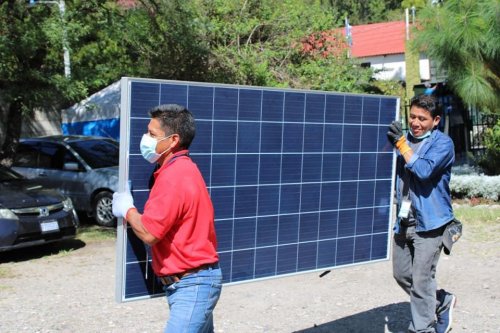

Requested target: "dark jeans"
[{"left": 393, "top": 225, "right": 452, "bottom": 333}]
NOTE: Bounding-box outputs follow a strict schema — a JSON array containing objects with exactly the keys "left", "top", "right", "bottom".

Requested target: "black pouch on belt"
[{"left": 442, "top": 218, "right": 463, "bottom": 255}]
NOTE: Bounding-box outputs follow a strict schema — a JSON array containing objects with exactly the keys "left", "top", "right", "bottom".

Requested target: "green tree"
[
  {"left": 197, "top": 0, "right": 374, "bottom": 91},
  {"left": 0, "top": 0, "right": 150, "bottom": 164},
  {"left": 67, "top": 0, "right": 145, "bottom": 91},
  {"left": 321, "top": 0, "right": 402, "bottom": 24},
  {"left": 0, "top": 0, "right": 65, "bottom": 164},
  {"left": 412, "top": 0, "right": 500, "bottom": 113},
  {"left": 401, "top": 0, "right": 427, "bottom": 9},
  {"left": 120, "top": 0, "right": 212, "bottom": 81}
]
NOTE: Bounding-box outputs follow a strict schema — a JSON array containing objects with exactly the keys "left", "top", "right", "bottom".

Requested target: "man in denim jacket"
[{"left": 387, "top": 94, "right": 457, "bottom": 333}]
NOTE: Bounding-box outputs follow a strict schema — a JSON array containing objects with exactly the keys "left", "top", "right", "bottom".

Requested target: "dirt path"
[{"left": 0, "top": 215, "right": 499, "bottom": 333}]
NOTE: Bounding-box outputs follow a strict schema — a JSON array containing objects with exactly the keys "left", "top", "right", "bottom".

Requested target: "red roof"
[{"left": 343, "top": 21, "right": 406, "bottom": 58}]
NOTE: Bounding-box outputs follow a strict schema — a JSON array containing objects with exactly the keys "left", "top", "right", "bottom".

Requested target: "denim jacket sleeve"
[{"left": 405, "top": 132, "right": 455, "bottom": 181}]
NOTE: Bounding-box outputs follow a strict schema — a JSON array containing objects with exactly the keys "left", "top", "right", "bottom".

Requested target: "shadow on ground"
[
  {"left": 76, "top": 211, "right": 98, "bottom": 226},
  {"left": 293, "top": 302, "right": 411, "bottom": 333},
  {"left": 0, "top": 238, "right": 86, "bottom": 263}
]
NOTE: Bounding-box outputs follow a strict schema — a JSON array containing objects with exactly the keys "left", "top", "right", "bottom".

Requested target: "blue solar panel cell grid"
[{"left": 118, "top": 78, "right": 397, "bottom": 301}]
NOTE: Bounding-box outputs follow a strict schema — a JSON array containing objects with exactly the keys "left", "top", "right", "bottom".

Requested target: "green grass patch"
[
  {"left": 77, "top": 225, "right": 116, "bottom": 243},
  {"left": 51, "top": 248, "right": 75, "bottom": 258},
  {"left": 0, "top": 266, "right": 15, "bottom": 279},
  {"left": 1, "top": 260, "right": 20, "bottom": 292},
  {"left": 454, "top": 205, "right": 500, "bottom": 242}
]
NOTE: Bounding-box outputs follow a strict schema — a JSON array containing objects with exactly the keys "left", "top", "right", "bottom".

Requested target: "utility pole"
[
  {"left": 404, "top": 7, "right": 420, "bottom": 102},
  {"left": 29, "top": 0, "right": 71, "bottom": 78},
  {"left": 344, "top": 17, "right": 352, "bottom": 58}
]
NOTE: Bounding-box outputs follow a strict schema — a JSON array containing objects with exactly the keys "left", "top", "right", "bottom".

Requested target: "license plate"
[{"left": 40, "top": 220, "right": 59, "bottom": 233}]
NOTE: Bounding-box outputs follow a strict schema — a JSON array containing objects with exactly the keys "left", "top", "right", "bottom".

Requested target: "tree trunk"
[{"left": 0, "top": 99, "right": 23, "bottom": 167}]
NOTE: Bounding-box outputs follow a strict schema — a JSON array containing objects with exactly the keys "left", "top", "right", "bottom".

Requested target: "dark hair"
[
  {"left": 149, "top": 104, "right": 195, "bottom": 149},
  {"left": 410, "top": 94, "right": 441, "bottom": 118}
]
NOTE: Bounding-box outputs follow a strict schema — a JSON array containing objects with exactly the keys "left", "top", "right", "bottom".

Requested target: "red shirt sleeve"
[{"left": 141, "top": 172, "right": 183, "bottom": 240}]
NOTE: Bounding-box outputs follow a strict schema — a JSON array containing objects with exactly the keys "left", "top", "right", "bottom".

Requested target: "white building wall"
[
  {"left": 360, "top": 53, "right": 435, "bottom": 83},
  {"left": 0, "top": 105, "right": 62, "bottom": 144},
  {"left": 361, "top": 54, "right": 406, "bottom": 81},
  {"left": 21, "top": 108, "right": 62, "bottom": 138},
  {"left": 419, "top": 56, "right": 431, "bottom": 81}
]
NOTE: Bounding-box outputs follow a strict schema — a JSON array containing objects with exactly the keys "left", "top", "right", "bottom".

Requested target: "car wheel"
[{"left": 93, "top": 191, "right": 116, "bottom": 227}]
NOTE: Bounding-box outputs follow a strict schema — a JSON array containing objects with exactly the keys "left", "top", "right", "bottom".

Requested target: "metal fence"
[{"left": 467, "top": 106, "right": 499, "bottom": 155}]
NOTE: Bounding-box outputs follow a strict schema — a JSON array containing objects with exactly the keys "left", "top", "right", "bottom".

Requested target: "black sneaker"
[{"left": 436, "top": 293, "right": 457, "bottom": 333}]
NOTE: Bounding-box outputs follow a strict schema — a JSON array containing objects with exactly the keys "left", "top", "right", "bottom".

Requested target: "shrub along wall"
[{"left": 450, "top": 174, "right": 500, "bottom": 201}]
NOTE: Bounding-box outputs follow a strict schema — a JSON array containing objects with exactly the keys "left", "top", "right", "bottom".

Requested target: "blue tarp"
[
  {"left": 61, "top": 118, "right": 120, "bottom": 139},
  {"left": 62, "top": 81, "right": 120, "bottom": 140}
]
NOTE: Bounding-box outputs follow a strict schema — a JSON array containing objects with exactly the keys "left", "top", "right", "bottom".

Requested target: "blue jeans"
[{"left": 163, "top": 265, "right": 222, "bottom": 333}]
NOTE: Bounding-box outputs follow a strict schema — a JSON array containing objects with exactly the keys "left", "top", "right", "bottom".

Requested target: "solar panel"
[{"left": 115, "top": 77, "right": 398, "bottom": 302}]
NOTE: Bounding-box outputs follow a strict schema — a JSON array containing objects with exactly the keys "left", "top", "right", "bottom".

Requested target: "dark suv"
[
  {"left": 12, "top": 135, "right": 119, "bottom": 227},
  {"left": 0, "top": 165, "right": 79, "bottom": 252}
]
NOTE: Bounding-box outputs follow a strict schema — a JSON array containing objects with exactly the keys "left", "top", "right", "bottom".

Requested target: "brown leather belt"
[{"left": 158, "top": 262, "right": 218, "bottom": 286}]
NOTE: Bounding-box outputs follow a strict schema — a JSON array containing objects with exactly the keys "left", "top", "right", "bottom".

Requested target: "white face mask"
[
  {"left": 410, "top": 128, "right": 432, "bottom": 140},
  {"left": 140, "top": 134, "right": 172, "bottom": 163}
]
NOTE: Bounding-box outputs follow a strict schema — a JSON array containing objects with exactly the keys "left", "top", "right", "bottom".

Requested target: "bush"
[
  {"left": 477, "top": 119, "right": 500, "bottom": 175},
  {"left": 451, "top": 164, "right": 482, "bottom": 175},
  {"left": 450, "top": 174, "right": 500, "bottom": 201}
]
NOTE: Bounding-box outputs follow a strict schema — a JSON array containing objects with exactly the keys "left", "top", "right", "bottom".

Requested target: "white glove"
[{"left": 112, "top": 185, "right": 135, "bottom": 218}]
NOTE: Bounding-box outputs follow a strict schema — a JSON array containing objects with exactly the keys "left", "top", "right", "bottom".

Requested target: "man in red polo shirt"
[{"left": 112, "top": 104, "right": 222, "bottom": 333}]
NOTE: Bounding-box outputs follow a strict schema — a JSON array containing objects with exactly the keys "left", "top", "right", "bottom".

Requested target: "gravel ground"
[{"left": 0, "top": 212, "right": 499, "bottom": 333}]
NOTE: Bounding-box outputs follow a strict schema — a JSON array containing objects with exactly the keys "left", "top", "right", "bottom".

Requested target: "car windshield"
[
  {"left": 0, "top": 166, "right": 24, "bottom": 181},
  {"left": 69, "top": 139, "right": 119, "bottom": 169}
]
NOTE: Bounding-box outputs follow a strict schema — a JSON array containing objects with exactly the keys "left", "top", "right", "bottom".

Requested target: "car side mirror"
[{"left": 63, "top": 162, "right": 80, "bottom": 171}]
